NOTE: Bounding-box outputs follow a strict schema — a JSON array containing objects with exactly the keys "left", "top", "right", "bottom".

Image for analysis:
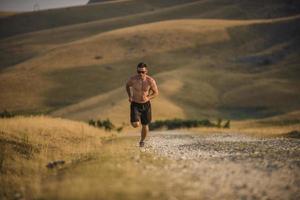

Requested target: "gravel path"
[{"left": 144, "top": 131, "right": 300, "bottom": 200}]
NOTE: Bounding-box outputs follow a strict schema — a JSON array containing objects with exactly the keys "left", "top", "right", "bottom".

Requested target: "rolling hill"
[
  {"left": 0, "top": 0, "right": 199, "bottom": 39},
  {"left": 0, "top": 0, "right": 299, "bottom": 126},
  {"left": 1, "top": 0, "right": 299, "bottom": 70},
  {"left": 1, "top": 0, "right": 300, "bottom": 72}
]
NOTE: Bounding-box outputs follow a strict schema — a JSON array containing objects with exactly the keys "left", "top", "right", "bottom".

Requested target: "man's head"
[{"left": 137, "top": 62, "right": 147, "bottom": 78}]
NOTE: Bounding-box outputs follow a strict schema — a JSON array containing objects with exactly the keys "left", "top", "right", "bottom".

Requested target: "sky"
[{"left": 0, "top": 0, "right": 89, "bottom": 12}]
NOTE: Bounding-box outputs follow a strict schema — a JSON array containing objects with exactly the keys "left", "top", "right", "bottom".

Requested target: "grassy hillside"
[
  {"left": 0, "top": 0, "right": 200, "bottom": 69},
  {"left": 1, "top": 0, "right": 299, "bottom": 39},
  {"left": 0, "top": 115, "right": 172, "bottom": 200},
  {"left": 0, "top": 1, "right": 299, "bottom": 125},
  {"left": 0, "top": 0, "right": 198, "bottom": 39},
  {"left": 0, "top": 116, "right": 107, "bottom": 198},
  {"left": 1, "top": 16, "right": 299, "bottom": 124},
  {"left": 42, "top": 15, "right": 300, "bottom": 122},
  {"left": 1, "top": 0, "right": 299, "bottom": 70}
]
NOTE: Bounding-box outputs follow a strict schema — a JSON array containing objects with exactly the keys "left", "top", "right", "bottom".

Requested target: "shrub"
[
  {"left": 223, "top": 120, "right": 230, "bottom": 128},
  {"left": 102, "top": 119, "right": 115, "bottom": 131},
  {"left": 217, "top": 118, "right": 222, "bottom": 128},
  {"left": 88, "top": 119, "right": 96, "bottom": 126},
  {"left": 0, "top": 110, "right": 15, "bottom": 118},
  {"left": 116, "top": 127, "right": 123, "bottom": 133},
  {"left": 88, "top": 118, "right": 117, "bottom": 132},
  {"left": 149, "top": 118, "right": 216, "bottom": 131},
  {"left": 96, "top": 120, "right": 103, "bottom": 128}
]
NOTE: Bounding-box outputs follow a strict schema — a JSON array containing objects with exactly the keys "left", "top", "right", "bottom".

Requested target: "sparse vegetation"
[
  {"left": 223, "top": 120, "right": 231, "bottom": 128},
  {"left": 0, "top": 110, "right": 15, "bottom": 118},
  {"left": 282, "top": 130, "right": 300, "bottom": 139},
  {"left": 0, "top": 116, "right": 107, "bottom": 199},
  {"left": 1, "top": 1, "right": 300, "bottom": 199},
  {"left": 88, "top": 119, "right": 115, "bottom": 131},
  {"left": 217, "top": 118, "right": 222, "bottom": 128},
  {"left": 0, "top": 109, "right": 54, "bottom": 119},
  {"left": 149, "top": 118, "right": 219, "bottom": 131},
  {"left": 88, "top": 118, "right": 124, "bottom": 133}
]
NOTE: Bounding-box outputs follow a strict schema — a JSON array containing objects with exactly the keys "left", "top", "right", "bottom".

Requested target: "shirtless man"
[{"left": 126, "top": 62, "right": 159, "bottom": 147}]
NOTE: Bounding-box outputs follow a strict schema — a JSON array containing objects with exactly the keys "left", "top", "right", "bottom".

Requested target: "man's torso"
[{"left": 128, "top": 75, "right": 156, "bottom": 103}]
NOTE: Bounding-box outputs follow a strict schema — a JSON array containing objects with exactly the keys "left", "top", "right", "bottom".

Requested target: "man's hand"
[
  {"left": 142, "top": 94, "right": 150, "bottom": 102},
  {"left": 128, "top": 97, "right": 133, "bottom": 102},
  {"left": 145, "top": 89, "right": 158, "bottom": 101}
]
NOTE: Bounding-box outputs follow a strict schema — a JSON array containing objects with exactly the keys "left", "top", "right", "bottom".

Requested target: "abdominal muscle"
[{"left": 132, "top": 87, "right": 149, "bottom": 103}]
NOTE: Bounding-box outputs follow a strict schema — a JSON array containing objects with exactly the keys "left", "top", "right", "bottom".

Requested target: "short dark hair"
[{"left": 137, "top": 62, "right": 147, "bottom": 69}]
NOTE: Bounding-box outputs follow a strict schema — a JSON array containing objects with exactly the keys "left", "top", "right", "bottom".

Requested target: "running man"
[{"left": 126, "top": 62, "right": 159, "bottom": 147}]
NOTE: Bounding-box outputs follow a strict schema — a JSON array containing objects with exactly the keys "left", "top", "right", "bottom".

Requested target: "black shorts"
[{"left": 130, "top": 101, "right": 152, "bottom": 125}]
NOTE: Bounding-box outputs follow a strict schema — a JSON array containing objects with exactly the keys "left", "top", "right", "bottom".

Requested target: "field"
[
  {"left": 0, "top": 0, "right": 300, "bottom": 199},
  {"left": 0, "top": 0, "right": 299, "bottom": 125},
  {"left": 1, "top": 116, "right": 300, "bottom": 200}
]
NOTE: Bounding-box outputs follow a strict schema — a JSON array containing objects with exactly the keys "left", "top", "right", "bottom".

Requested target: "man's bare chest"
[{"left": 132, "top": 79, "right": 151, "bottom": 92}]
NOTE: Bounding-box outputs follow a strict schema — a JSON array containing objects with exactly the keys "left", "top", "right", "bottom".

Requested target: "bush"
[
  {"left": 217, "top": 118, "right": 222, "bottom": 128},
  {"left": 102, "top": 119, "right": 115, "bottom": 131},
  {"left": 149, "top": 118, "right": 216, "bottom": 131},
  {"left": 88, "top": 118, "right": 117, "bottom": 132},
  {"left": 0, "top": 110, "right": 15, "bottom": 118},
  {"left": 88, "top": 119, "right": 96, "bottom": 126},
  {"left": 116, "top": 127, "right": 123, "bottom": 133},
  {"left": 223, "top": 120, "right": 230, "bottom": 128}
]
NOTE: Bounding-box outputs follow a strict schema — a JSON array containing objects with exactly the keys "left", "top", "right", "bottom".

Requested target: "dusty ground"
[{"left": 143, "top": 131, "right": 300, "bottom": 200}]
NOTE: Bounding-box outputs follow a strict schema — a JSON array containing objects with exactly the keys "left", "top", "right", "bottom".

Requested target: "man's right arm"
[{"left": 126, "top": 79, "right": 133, "bottom": 102}]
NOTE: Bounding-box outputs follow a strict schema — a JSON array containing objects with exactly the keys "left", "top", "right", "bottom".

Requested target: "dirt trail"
[{"left": 143, "top": 131, "right": 300, "bottom": 200}]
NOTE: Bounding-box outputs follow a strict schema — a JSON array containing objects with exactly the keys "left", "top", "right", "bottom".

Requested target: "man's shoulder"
[{"left": 146, "top": 75, "right": 156, "bottom": 82}]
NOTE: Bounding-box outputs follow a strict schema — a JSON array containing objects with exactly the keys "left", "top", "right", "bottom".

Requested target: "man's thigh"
[
  {"left": 141, "top": 103, "right": 151, "bottom": 125},
  {"left": 130, "top": 103, "right": 141, "bottom": 123}
]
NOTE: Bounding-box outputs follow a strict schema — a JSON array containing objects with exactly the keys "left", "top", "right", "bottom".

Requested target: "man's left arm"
[{"left": 148, "top": 79, "right": 159, "bottom": 100}]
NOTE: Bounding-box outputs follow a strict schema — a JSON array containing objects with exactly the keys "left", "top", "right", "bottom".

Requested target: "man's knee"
[
  {"left": 142, "top": 124, "right": 148, "bottom": 129},
  {"left": 131, "top": 122, "right": 140, "bottom": 128}
]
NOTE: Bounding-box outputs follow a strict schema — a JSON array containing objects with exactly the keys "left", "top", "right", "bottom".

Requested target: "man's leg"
[
  {"left": 140, "top": 102, "right": 151, "bottom": 147},
  {"left": 130, "top": 102, "right": 140, "bottom": 128},
  {"left": 131, "top": 121, "right": 140, "bottom": 128},
  {"left": 140, "top": 125, "right": 148, "bottom": 143}
]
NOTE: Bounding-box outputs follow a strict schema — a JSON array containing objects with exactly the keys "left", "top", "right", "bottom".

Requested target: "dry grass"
[
  {"left": 0, "top": 0, "right": 198, "bottom": 38},
  {"left": 189, "top": 123, "right": 300, "bottom": 138},
  {"left": 188, "top": 110, "right": 300, "bottom": 137},
  {"left": 2, "top": 16, "right": 299, "bottom": 122},
  {"left": 0, "top": 2, "right": 299, "bottom": 128},
  {"left": 230, "top": 111, "right": 300, "bottom": 137},
  {"left": 0, "top": 116, "right": 108, "bottom": 199},
  {"left": 3, "top": 19, "right": 249, "bottom": 72},
  {"left": 38, "top": 137, "right": 171, "bottom": 200},
  {"left": 0, "top": 116, "right": 172, "bottom": 200},
  {"left": 1, "top": 1, "right": 299, "bottom": 199}
]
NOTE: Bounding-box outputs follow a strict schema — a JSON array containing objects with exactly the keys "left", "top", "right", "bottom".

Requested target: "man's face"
[{"left": 137, "top": 67, "right": 147, "bottom": 78}]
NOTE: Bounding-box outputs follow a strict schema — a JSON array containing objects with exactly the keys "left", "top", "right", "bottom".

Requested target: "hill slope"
[
  {"left": 1, "top": 16, "right": 299, "bottom": 124},
  {"left": 0, "top": 0, "right": 198, "bottom": 39},
  {"left": 1, "top": 0, "right": 299, "bottom": 70},
  {"left": 0, "top": 1, "right": 299, "bottom": 124},
  {"left": 0, "top": 115, "right": 106, "bottom": 198}
]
